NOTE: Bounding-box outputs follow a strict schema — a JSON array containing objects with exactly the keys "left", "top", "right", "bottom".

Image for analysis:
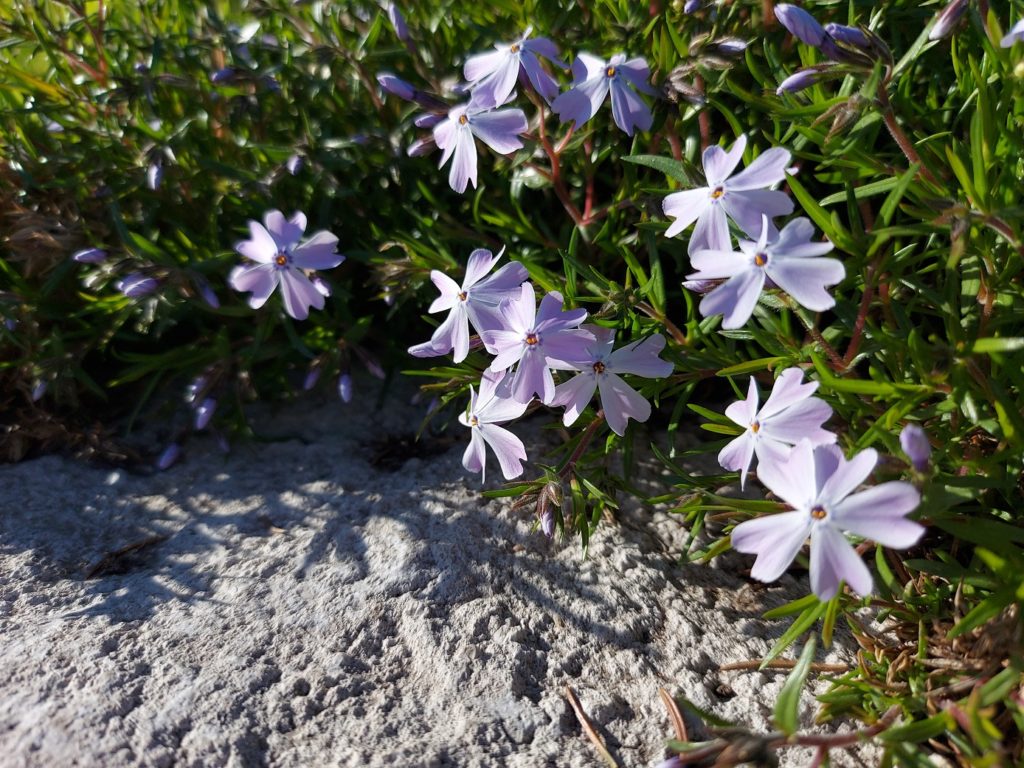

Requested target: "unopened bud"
[
  {"left": 117, "top": 273, "right": 160, "bottom": 298},
  {"left": 194, "top": 398, "right": 217, "bottom": 430},
  {"left": 900, "top": 424, "right": 931, "bottom": 472},
  {"left": 147, "top": 163, "right": 163, "bottom": 191},
  {"left": 31, "top": 380, "right": 47, "bottom": 401},
  {"left": 310, "top": 275, "right": 331, "bottom": 298},
  {"left": 378, "top": 73, "right": 417, "bottom": 101},
  {"left": 156, "top": 443, "right": 181, "bottom": 470},
  {"left": 72, "top": 247, "right": 107, "bottom": 264},
  {"left": 338, "top": 373, "right": 353, "bottom": 403},
  {"left": 825, "top": 23, "right": 872, "bottom": 51},
  {"left": 387, "top": 3, "right": 410, "bottom": 43},
  {"left": 776, "top": 67, "right": 824, "bottom": 94},
  {"left": 407, "top": 136, "right": 437, "bottom": 157},
  {"left": 209, "top": 67, "right": 236, "bottom": 85},
  {"left": 285, "top": 154, "right": 304, "bottom": 175},
  {"left": 774, "top": 4, "right": 828, "bottom": 47},
  {"left": 303, "top": 367, "right": 321, "bottom": 391},
  {"left": 929, "top": 0, "right": 969, "bottom": 41}
]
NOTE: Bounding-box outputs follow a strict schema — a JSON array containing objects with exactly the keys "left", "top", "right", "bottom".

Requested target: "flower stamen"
[
  {"left": 458, "top": 291, "right": 468, "bottom": 302},
  {"left": 750, "top": 419, "right": 760, "bottom": 433},
  {"left": 510, "top": 43, "right": 520, "bottom": 53},
  {"left": 524, "top": 332, "right": 539, "bottom": 346},
  {"left": 811, "top": 504, "right": 828, "bottom": 520},
  {"left": 593, "top": 361, "right": 606, "bottom": 374},
  {"left": 754, "top": 252, "right": 768, "bottom": 267},
  {"left": 710, "top": 186, "right": 725, "bottom": 200},
  {"left": 458, "top": 114, "right": 468, "bottom": 125},
  {"left": 469, "top": 415, "right": 479, "bottom": 427},
  {"left": 605, "top": 66, "right": 616, "bottom": 78},
  {"left": 274, "top": 253, "right": 289, "bottom": 267}
]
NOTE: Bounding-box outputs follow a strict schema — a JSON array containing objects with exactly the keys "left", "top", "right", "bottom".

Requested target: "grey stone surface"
[{"left": 0, "top": 388, "right": 877, "bottom": 767}]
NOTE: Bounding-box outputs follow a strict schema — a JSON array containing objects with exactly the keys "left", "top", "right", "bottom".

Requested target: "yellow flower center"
[
  {"left": 510, "top": 44, "right": 520, "bottom": 53},
  {"left": 754, "top": 252, "right": 768, "bottom": 267},
  {"left": 811, "top": 504, "right": 828, "bottom": 520},
  {"left": 593, "top": 361, "right": 606, "bottom": 374},
  {"left": 458, "top": 291, "right": 468, "bottom": 301},
  {"left": 458, "top": 114, "right": 468, "bottom": 125},
  {"left": 750, "top": 420, "right": 760, "bottom": 433},
  {"left": 275, "top": 253, "right": 289, "bottom": 267},
  {"left": 605, "top": 66, "right": 616, "bottom": 78},
  {"left": 469, "top": 415, "right": 479, "bottom": 426},
  {"left": 710, "top": 186, "right": 725, "bottom": 200},
  {"left": 525, "top": 332, "right": 539, "bottom": 345}
]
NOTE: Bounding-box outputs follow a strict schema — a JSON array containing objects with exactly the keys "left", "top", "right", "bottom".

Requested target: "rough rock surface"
[{"left": 0, "top": 388, "right": 877, "bottom": 767}]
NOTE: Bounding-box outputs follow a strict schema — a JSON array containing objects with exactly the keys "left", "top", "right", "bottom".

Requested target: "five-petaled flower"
[
  {"left": 552, "top": 53, "right": 655, "bottom": 136},
  {"left": 459, "top": 369, "right": 530, "bottom": 481},
  {"left": 718, "top": 367, "right": 836, "bottom": 488},
  {"left": 229, "top": 210, "right": 344, "bottom": 321},
  {"left": 478, "top": 283, "right": 594, "bottom": 405},
  {"left": 408, "top": 248, "right": 528, "bottom": 363},
  {"left": 663, "top": 133, "right": 794, "bottom": 254},
  {"left": 551, "top": 328, "right": 673, "bottom": 436},
  {"left": 731, "top": 441, "right": 924, "bottom": 600},
  {"left": 433, "top": 102, "right": 528, "bottom": 194},
  {"left": 464, "top": 27, "right": 564, "bottom": 106},
  {"left": 688, "top": 215, "right": 844, "bottom": 329}
]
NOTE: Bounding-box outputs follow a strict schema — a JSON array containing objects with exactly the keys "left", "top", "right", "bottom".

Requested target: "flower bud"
[
  {"left": 824, "top": 23, "right": 872, "bottom": 51},
  {"left": 414, "top": 113, "right": 443, "bottom": 129},
  {"left": 72, "top": 247, "right": 107, "bottom": 264},
  {"left": 683, "top": 0, "right": 700, "bottom": 12},
  {"left": 194, "top": 398, "right": 217, "bottom": 430},
  {"left": 378, "top": 73, "right": 417, "bottom": 101},
  {"left": 540, "top": 507, "right": 555, "bottom": 539},
  {"left": 303, "top": 367, "right": 321, "bottom": 391},
  {"left": 185, "top": 374, "right": 207, "bottom": 404},
  {"left": 774, "top": 4, "right": 828, "bottom": 47},
  {"left": 776, "top": 67, "right": 824, "bottom": 94},
  {"left": 209, "top": 67, "right": 236, "bottom": 85},
  {"left": 338, "top": 373, "right": 353, "bottom": 403},
  {"left": 407, "top": 137, "right": 436, "bottom": 157},
  {"left": 31, "top": 380, "right": 47, "bottom": 402},
  {"left": 387, "top": 3, "right": 410, "bottom": 43},
  {"left": 147, "top": 163, "right": 163, "bottom": 191},
  {"left": 310, "top": 275, "right": 331, "bottom": 298},
  {"left": 285, "top": 154, "right": 304, "bottom": 175},
  {"left": 900, "top": 424, "right": 931, "bottom": 472},
  {"left": 117, "top": 273, "right": 160, "bottom": 298},
  {"left": 156, "top": 443, "right": 181, "bottom": 470},
  {"left": 929, "top": 0, "right": 969, "bottom": 41},
  {"left": 1002, "top": 19, "right": 1024, "bottom": 48}
]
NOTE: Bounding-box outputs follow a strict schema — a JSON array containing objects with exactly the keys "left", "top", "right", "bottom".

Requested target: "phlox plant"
[{"left": 2, "top": 0, "right": 1024, "bottom": 764}]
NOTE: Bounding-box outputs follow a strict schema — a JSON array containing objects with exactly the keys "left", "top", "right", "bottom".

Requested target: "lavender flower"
[
  {"left": 228, "top": 209, "right": 344, "bottom": 321},
  {"left": 825, "top": 24, "right": 873, "bottom": 51},
  {"left": 688, "top": 216, "right": 844, "bottom": 329},
  {"left": 117, "top": 273, "right": 160, "bottom": 298},
  {"left": 31, "top": 380, "right": 47, "bottom": 402},
  {"left": 929, "top": 0, "right": 969, "bottom": 41},
  {"left": 684, "top": 1, "right": 701, "bottom": 13},
  {"left": 551, "top": 53, "right": 655, "bottom": 136},
  {"left": 540, "top": 507, "right": 555, "bottom": 538},
  {"left": 408, "top": 248, "right": 528, "bottom": 363},
  {"left": 432, "top": 102, "right": 528, "bottom": 193},
  {"left": 900, "top": 424, "right": 932, "bottom": 472},
  {"left": 551, "top": 328, "right": 673, "bottom": 436},
  {"left": 464, "top": 27, "right": 564, "bottom": 106},
  {"left": 663, "top": 133, "right": 793, "bottom": 254},
  {"left": 72, "top": 247, "right": 107, "bottom": 264},
  {"left": 459, "top": 369, "right": 530, "bottom": 481},
  {"left": 731, "top": 441, "right": 924, "bottom": 600},
  {"left": 718, "top": 368, "right": 835, "bottom": 488},
  {"left": 1001, "top": 19, "right": 1024, "bottom": 47},
  {"left": 478, "top": 284, "right": 594, "bottom": 405},
  {"left": 303, "top": 367, "right": 321, "bottom": 391},
  {"left": 210, "top": 68, "right": 236, "bottom": 85},
  {"left": 378, "top": 73, "right": 417, "bottom": 101}
]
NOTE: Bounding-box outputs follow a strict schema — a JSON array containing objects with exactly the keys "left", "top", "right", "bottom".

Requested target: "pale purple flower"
[
  {"left": 459, "top": 369, "right": 530, "bottom": 481},
  {"left": 407, "top": 136, "right": 436, "bottom": 157},
  {"left": 72, "top": 247, "right": 106, "bottom": 264},
  {"left": 303, "top": 367, "right": 321, "bottom": 391},
  {"left": 464, "top": 27, "right": 564, "bottom": 106},
  {"left": 774, "top": 4, "right": 829, "bottom": 47},
  {"left": 662, "top": 133, "right": 794, "bottom": 254},
  {"left": 228, "top": 209, "right": 344, "bottom": 321},
  {"left": 718, "top": 368, "right": 836, "bottom": 488},
  {"left": 551, "top": 53, "right": 656, "bottom": 136},
  {"left": 900, "top": 424, "right": 931, "bottom": 472},
  {"left": 377, "top": 73, "right": 417, "bottom": 101},
  {"left": 550, "top": 328, "right": 673, "bottom": 436},
  {"left": 731, "top": 441, "right": 924, "bottom": 600},
  {"left": 117, "top": 273, "right": 160, "bottom": 298},
  {"left": 929, "top": 0, "right": 969, "bottom": 41},
  {"left": 540, "top": 507, "right": 555, "bottom": 538},
  {"left": 1001, "top": 19, "right": 1024, "bottom": 47},
  {"left": 432, "top": 102, "right": 528, "bottom": 193},
  {"left": 408, "top": 248, "right": 528, "bottom": 363},
  {"left": 478, "top": 284, "right": 594, "bottom": 405},
  {"left": 688, "top": 216, "right": 844, "bottom": 329}
]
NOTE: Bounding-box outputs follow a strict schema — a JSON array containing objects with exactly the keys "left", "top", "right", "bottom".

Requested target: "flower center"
[
  {"left": 469, "top": 415, "right": 479, "bottom": 427},
  {"left": 510, "top": 43, "right": 520, "bottom": 53},
  {"left": 811, "top": 504, "right": 828, "bottom": 520},
  {"left": 750, "top": 419, "right": 760, "bottom": 433},
  {"left": 710, "top": 186, "right": 725, "bottom": 200},
  {"left": 274, "top": 253, "right": 290, "bottom": 267},
  {"left": 458, "top": 291, "right": 468, "bottom": 302},
  {"left": 458, "top": 114, "right": 468, "bottom": 125},
  {"left": 605, "top": 66, "right": 616, "bottom": 78},
  {"left": 593, "top": 361, "right": 606, "bottom": 374},
  {"left": 525, "top": 332, "right": 539, "bottom": 346},
  {"left": 754, "top": 252, "right": 769, "bottom": 267}
]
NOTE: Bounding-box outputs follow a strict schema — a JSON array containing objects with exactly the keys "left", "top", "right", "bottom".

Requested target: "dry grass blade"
[
  {"left": 564, "top": 685, "right": 621, "bottom": 768},
  {"left": 659, "top": 686, "right": 689, "bottom": 742}
]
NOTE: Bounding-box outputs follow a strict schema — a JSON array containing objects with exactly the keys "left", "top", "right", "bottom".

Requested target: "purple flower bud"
[
  {"left": 72, "top": 247, "right": 107, "bottom": 264},
  {"left": 387, "top": 3, "right": 410, "bottom": 43},
  {"left": 4, "top": 318, "right": 16, "bottom": 331},
  {"left": 900, "top": 424, "right": 931, "bottom": 472},
  {"left": 929, "top": 0, "right": 969, "bottom": 41},
  {"left": 775, "top": 4, "right": 828, "bottom": 47},
  {"left": 303, "top": 367, "right": 321, "bottom": 391},
  {"left": 378, "top": 73, "right": 417, "bottom": 101},
  {"left": 362, "top": 355, "right": 385, "bottom": 380},
  {"left": 185, "top": 374, "right": 208, "bottom": 404},
  {"left": 406, "top": 136, "right": 436, "bottom": 157},
  {"left": 31, "top": 380, "right": 47, "bottom": 401},
  {"left": 717, "top": 38, "right": 749, "bottom": 54},
  {"left": 777, "top": 67, "right": 824, "bottom": 94},
  {"left": 338, "top": 373, "right": 353, "bottom": 403},
  {"left": 147, "top": 163, "right": 163, "bottom": 191},
  {"left": 117, "top": 273, "right": 160, "bottom": 298},
  {"left": 414, "top": 113, "right": 443, "bottom": 129},
  {"left": 540, "top": 508, "right": 555, "bottom": 539},
  {"left": 215, "top": 432, "right": 231, "bottom": 453},
  {"left": 825, "top": 23, "right": 872, "bottom": 51},
  {"left": 681, "top": 279, "right": 716, "bottom": 294},
  {"left": 310, "top": 275, "right": 332, "bottom": 298},
  {"left": 210, "top": 68, "right": 236, "bottom": 85},
  {"left": 134, "top": 62, "right": 149, "bottom": 74},
  {"left": 285, "top": 154, "right": 304, "bottom": 175},
  {"left": 684, "top": 0, "right": 700, "bottom": 12},
  {"left": 194, "top": 398, "right": 217, "bottom": 430},
  {"left": 655, "top": 759, "right": 683, "bottom": 768},
  {"left": 193, "top": 276, "right": 220, "bottom": 309},
  {"left": 156, "top": 443, "right": 181, "bottom": 470}
]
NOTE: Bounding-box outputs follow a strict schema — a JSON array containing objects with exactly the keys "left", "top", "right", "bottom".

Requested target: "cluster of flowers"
[
  {"left": 378, "top": 26, "right": 656, "bottom": 193},
  {"left": 407, "top": 247, "right": 672, "bottom": 481}
]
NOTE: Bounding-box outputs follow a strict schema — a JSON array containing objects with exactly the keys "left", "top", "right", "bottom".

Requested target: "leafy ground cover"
[{"left": 2, "top": 0, "right": 1023, "bottom": 764}]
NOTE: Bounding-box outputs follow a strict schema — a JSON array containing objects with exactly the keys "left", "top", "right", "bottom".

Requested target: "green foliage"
[{"left": 3, "top": 0, "right": 1024, "bottom": 763}]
